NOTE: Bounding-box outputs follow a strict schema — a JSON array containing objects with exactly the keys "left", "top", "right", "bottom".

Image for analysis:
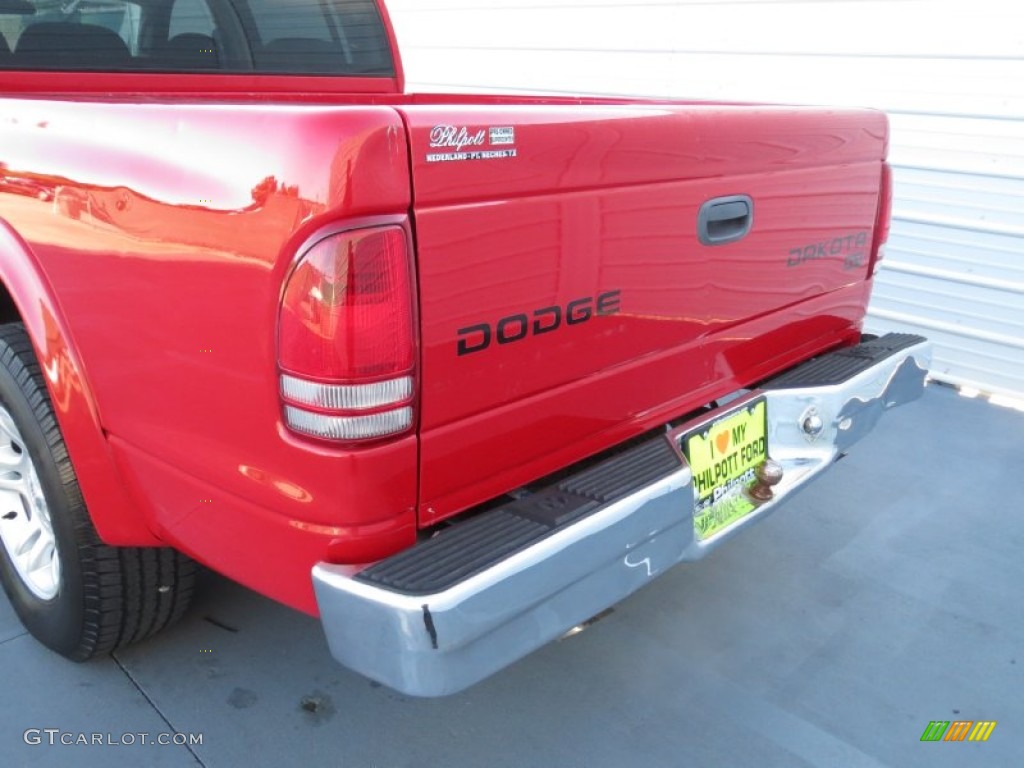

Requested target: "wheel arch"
[{"left": 0, "top": 218, "right": 161, "bottom": 545}]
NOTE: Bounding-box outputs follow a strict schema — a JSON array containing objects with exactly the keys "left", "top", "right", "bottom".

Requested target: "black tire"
[{"left": 0, "top": 322, "right": 196, "bottom": 659}]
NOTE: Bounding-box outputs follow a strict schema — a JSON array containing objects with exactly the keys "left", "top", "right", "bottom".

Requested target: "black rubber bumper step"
[
  {"left": 762, "top": 333, "right": 926, "bottom": 390},
  {"left": 357, "top": 438, "right": 682, "bottom": 595}
]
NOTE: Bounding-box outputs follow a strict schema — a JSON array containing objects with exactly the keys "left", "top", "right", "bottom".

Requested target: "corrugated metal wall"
[{"left": 387, "top": 0, "right": 1024, "bottom": 396}]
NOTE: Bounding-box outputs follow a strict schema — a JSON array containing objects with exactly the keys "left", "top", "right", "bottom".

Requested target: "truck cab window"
[
  {"left": 244, "top": 0, "right": 393, "bottom": 75},
  {"left": 0, "top": 0, "right": 393, "bottom": 74},
  {"left": 0, "top": 0, "right": 142, "bottom": 68}
]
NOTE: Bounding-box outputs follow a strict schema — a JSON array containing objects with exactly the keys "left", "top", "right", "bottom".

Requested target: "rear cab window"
[{"left": 0, "top": 0, "right": 393, "bottom": 76}]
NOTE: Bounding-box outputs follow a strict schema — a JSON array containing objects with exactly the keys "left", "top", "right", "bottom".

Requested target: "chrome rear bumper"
[{"left": 313, "top": 335, "right": 930, "bottom": 696}]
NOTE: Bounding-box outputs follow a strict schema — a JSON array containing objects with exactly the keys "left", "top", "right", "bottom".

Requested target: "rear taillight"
[
  {"left": 869, "top": 162, "right": 893, "bottom": 276},
  {"left": 278, "top": 225, "right": 416, "bottom": 442}
]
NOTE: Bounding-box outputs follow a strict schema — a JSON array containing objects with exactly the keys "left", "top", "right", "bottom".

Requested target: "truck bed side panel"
[{"left": 0, "top": 99, "right": 416, "bottom": 608}]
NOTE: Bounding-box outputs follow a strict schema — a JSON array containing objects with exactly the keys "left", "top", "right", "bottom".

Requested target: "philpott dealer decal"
[{"left": 426, "top": 125, "right": 517, "bottom": 163}]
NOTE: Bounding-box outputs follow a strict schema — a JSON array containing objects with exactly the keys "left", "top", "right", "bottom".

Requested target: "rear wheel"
[{"left": 0, "top": 323, "right": 195, "bottom": 659}]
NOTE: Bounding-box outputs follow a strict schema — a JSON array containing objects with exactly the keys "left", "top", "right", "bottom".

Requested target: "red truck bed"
[{"left": 0, "top": 0, "right": 927, "bottom": 696}]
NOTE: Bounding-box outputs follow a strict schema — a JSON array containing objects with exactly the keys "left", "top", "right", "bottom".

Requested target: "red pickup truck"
[{"left": 0, "top": 0, "right": 929, "bottom": 696}]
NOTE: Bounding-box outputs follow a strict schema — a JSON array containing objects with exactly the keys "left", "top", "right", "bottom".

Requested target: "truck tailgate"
[{"left": 400, "top": 103, "right": 887, "bottom": 525}]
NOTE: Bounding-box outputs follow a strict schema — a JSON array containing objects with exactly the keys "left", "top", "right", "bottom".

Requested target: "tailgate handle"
[{"left": 698, "top": 195, "right": 754, "bottom": 246}]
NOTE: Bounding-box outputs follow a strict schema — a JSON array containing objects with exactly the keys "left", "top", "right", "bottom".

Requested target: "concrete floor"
[{"left": 2, "top": 383, "right": 1021, "bottom": 767}]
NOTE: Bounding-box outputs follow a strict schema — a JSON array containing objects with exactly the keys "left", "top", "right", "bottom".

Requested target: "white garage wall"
[{"left": 386, "top": 0, "right": 1024, "bottom": 397}]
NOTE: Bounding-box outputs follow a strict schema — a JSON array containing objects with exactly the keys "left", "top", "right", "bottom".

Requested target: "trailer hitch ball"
[{"left": 748, "top": 459, "right": 784, "bottom": 502}]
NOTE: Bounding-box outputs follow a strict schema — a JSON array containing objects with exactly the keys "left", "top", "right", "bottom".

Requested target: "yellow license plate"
[{"left": 682, "top": 398, "right": 768, "bottom": 541}]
